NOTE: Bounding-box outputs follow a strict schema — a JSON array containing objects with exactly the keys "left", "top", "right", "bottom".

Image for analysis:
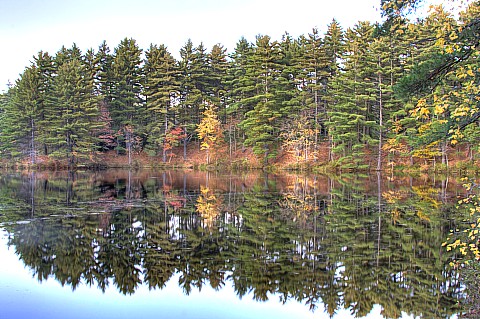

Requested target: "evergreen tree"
[
  {"left": 380, "top": 18, "right": 416, "bottom": 166},
  {"left": 191, "top": 42, "right": 211, "bottom": 106},
  {"left": 208, "top": 44, "right": 229, "bottom": 123},
  {"left": 299, "top": 27, "right": 338, "bottom": 160},
  {"left": 277, "top": 33, "right": 312, "bottom": 162},
  {"left": 240, "top": 35, "right": 284, "bottom": 165},
  {"left": 54, "top": 43, "right": 83, "bottom": 68},
  {"left": 323, "top": 20, "right": 345, "bottom": 161},
  {"left": 0, "top": 67, "right": 42, "bottom": 162},
  {"left": 327, "top": 22, "right": 377, "bottom": 169},
  {"left": 32, "top": 51, "right": 55, "bottom": 156},
  {"left": 276, "top": 33, "right": 304, "bottom": 119},
  {"left": 178, "top": 39, "right": 200, "bottom": 160},
  {"left": 302, "top": 28, "right": 327, "bottom": 152},
  {"left": 96, "top": 41, "right": 114, "bottom": 103},
  {"left": 226, "top": 38, "right": 254, "bottom": 154},
  {"left": 111, "top": 38, "right": 144, "bottom": 165},
  {"left": 144, "top": 44, "right": 180, "bottom": 161},
  {"left": 46, "top": 58, "right": 100, "bottom": 165},
  {"left": 95, "top": 41, "right": 117, "bottom": 151}
]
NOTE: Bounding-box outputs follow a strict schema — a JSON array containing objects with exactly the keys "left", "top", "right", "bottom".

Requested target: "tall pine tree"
[
  {"left": 111, "top": 38, "right": 144, "bottom": 165},
  {"left": 144, "top": 44, "right": 180, "bottom": 161}
]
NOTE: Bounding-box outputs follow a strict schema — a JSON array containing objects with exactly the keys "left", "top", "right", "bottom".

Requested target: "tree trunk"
[
  {"left": 376, "top": 171, "right": 382, "bottom": 267},
  {"left": 30, "top": 171, "right": 35, "bottom": 217},
  {"left": 229, "top": 124, "right": 232, "bottom": 158},
  {"left": 329, "top": 134, "right": 334, "bottom": 162},
  {"left": 441, "top": 141, "right": 448, "bottom": 168},
  {"left": 314, "top": 90, "right": 319, "bottom": 160},
  {"left": 126, "top": 129, "right": 132, "bottom": 166},
  {"left": 377, "top": 56, "right": 383, "bottom": 171},
  {"left": 127, "top": 169, "right": 132, "bottom": 200},
  {"left": 163, "top": 106, "right": 168, "bottom": 163},
  {"left": 30, "top": 118, "right": 36, "bottom": 165},
  {"left": 116, "top": 136, "right": 120, "bottom": 156},
  {"left": 183, "top": 131, "right": 188, "bottom": 161}
]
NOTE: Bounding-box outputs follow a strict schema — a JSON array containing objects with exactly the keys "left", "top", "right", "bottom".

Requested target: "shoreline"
[{"left": 1, "top": 154, "right": 479, "bottom": 175}]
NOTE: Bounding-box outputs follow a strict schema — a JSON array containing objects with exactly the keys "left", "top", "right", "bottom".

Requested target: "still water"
[{"left": 0, "top": 170, "right": 466, "bottom": 318}]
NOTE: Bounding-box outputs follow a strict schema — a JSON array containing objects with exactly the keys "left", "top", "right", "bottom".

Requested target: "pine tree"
[
  {"left": 54, "top": 43, "right": 83, "bottom": 67},
  {"left": 299, "top": 26, "right": 341, "bottom": 160},
  {"left": 0, "top": 67, "right": 42, "bottom": 162},
  {"left": 95, "top": 41, "right": 117, "bottom": 152},
  {"left": 371, "top": 35, "right": 391, "bottom": 170},
  {"left": 0, "top": 89, "right": 10, "bottom": 140},
  {"left": 208, "top": 44, "right": 229, "bottom": 123},
  {"left": 277, "top": 33, "right": 312, "bottom": 162},
  {"left": 380, "top": 18, "right": 415, "bottom": 166},
  {"left": 0, "top": 52, "right": 54, "bottom": 163},
  {"left": 191, "top": 42, "right": 211, "bottom": 107},
  {"left": 46, "top": 58, "right": 100, "bottom": 165},
  {"left": 240, "top": 35, "right": 284, "bottom": 165},
  {"left": 302, "top": 28, "right": 326, "bottom": 154},
  {"left": 178, "top": 39, "right": 200, "bottom": 160},
  {"left": 225, "top": 38, "right": 254, "bottom": 155},
  {"left": 1, "top": 4, "right": 477, "bottom": 169},
  {"left": 144, "top": 44, "right": 180, "bottom": 161},
  {"left": 277, "top": 32, "right": 304, "bottom": 118},
  {"left": 32, "top": 51, "right": 55, "bottom": 156},
  {"left": 111, "top": 38, "right": 144, "bottom": 165},
  {"left": 323, "top": 20, "right": 345, "bottom": 161},
  {"left": 96, "top": 41, "right": 114, "bottom": 103},
  {"left": 83, "top": 47, "right": 103, "bottom": 153},
  {"left": 327, "top": 22, "right": 377, "bottom": 169}
]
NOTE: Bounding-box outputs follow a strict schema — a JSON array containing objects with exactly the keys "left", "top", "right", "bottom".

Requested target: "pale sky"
[
  {"left": 0, "top": 0, "right": 450, "bottom": 92},
  {"left": 0, "top": 0, "right": 386, "bottom": 91}
]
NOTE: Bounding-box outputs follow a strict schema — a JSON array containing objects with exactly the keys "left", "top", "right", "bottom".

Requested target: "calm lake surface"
[{"left": 0, "top": 170, "right": 467, "bottom": 318}]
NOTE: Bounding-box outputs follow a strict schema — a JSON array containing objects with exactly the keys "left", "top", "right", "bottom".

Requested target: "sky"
[
  {"left": 0, "top": 0, "right": 449, "bottom": 92},
  {"left": 0, "top": 0, "right": 385, "bottom": 91}
]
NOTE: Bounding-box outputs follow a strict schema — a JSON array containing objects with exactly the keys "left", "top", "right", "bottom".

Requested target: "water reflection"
[{"left": 0, "top": 170, "right": 465, "bottom": 318}]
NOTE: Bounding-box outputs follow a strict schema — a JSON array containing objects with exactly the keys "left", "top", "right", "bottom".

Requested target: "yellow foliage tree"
[
  {"left": 280, "top": 114, "right": 318, "bottom": 165},
  {"left": 443, "top": 180, "right": 480, "bottom": 264},
  {"left": 196, "top": 186, "right": 222, "bottom": 228},
  {"left": 196, "top": 106, "right": 223, "bottom": 164}
]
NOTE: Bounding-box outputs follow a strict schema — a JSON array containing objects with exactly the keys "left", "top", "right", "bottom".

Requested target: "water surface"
[{"left": 0, "top": 170, "right": 465, "bottom": 318}]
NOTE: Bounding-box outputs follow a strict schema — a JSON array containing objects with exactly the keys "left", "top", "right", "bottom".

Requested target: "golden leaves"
[
  {"left": 196, "top": 106, "right": 222, "bottom": 151},
  {"left": 444, "top": 185, "right": 480, "bottom": 265},
  {"left": 382, "top": 190, "right": 405, "bottom": 203},
  {"left": 196, "top": 186, "right": 222, "bottom": 229},
  {"left": 448, "top": 30, "right": 458, "bottom": 41},
  {"left": 196, "top": 105, "right": 223, "bottom": 163}
]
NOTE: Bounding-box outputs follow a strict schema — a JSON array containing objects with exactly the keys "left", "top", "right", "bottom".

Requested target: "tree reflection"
[
  {"left": 0, "top": 170, "right": 466, "bottom": 318},
  {"left": 196, "top": 186, "right": 222, "bottom": 229}
]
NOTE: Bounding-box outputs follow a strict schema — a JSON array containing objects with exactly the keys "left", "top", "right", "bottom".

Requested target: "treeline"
[{"left": 0, "top": 1, "right": 478, "bottom": 169}]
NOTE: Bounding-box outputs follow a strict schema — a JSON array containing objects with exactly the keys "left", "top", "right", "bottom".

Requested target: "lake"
[{"left": 0, "top": 170, "right": 466, "bottom": 318}]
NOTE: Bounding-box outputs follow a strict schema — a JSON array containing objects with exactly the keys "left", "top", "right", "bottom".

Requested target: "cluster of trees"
[
  {"left": 0, "top": 1, "right": 478, "bottom": 169},
  {"left": 0, "top": 171, "right": 462, "bottom": 318}
]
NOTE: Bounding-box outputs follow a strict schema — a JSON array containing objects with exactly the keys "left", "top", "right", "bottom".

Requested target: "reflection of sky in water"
[{"left": 0, "top": 230, "right": 435, "bottom": 319}]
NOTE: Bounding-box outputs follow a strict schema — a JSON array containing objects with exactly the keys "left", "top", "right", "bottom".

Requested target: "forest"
[{"left": 0, "top": 1, "right": 478, "bottom": 171}]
